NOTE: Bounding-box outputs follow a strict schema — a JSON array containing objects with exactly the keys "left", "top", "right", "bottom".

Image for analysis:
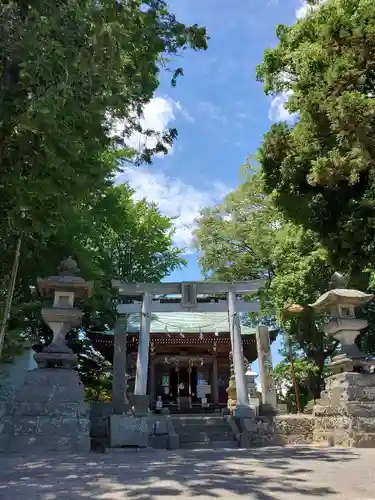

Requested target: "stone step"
[
  {"left": 178, "top": 431, "right": 234, "bottom": 443},
  {"left": 172, "top": 419, "right": 228, "bottom": 428},
  {"left": 172, "top": 416, "right": 224, "bottom": 423},
  {"left": 172, "top": 415, "right": 235, "bottom": 450},
  {"left": 180, "top": 440, "right": 238, "bottom": 450},
  {"left": 173, "top": 418, "right": 228, "bottom": 424},
  {"left": 173, "top": 424, "right": 230, "bottom": 433}
]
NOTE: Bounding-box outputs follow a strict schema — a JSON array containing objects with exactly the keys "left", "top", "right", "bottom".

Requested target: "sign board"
[
  {"left": 197, "top": 384, "right": 211, "bottom": 397},
  {"left": 201, "top": 396, "right": 208, "bottom": 408},
  {"left": 162, "top": 375, "right": 169, "bottom": 387}
]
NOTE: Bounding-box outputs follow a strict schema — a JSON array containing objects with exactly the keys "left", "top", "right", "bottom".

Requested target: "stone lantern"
[
  {"left": 0, "top": 258, "right": 92, "bottom": 453},
  {"left": 246, "top": 364, "right": 260, "bottom": 415},
  {"left": 35, "top": 257, "right": 93, "bottom": 368},
  {"left": 226, "top": 354, "right": 258, "bottom": 414},
  {"left": 310, "top": 279, "right": 375, "bottom": 448},
  {"left": 310, "top": 288, "right": 373, "bottom": 374}
]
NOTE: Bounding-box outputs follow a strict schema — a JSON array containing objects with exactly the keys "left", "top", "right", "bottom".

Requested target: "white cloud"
[
  {"left": 110, "top": 96, "right": 192, "bottom": 156},
  {"left": 296, "top": 0, "right": 327, "bottom": 20},
  {"left": 296, "top": 1, "right": 310, "bottom": 18},
  {"left": 117, "top": 167, "right": 231, "bottom": 252},
  {"left": 174, "top": 101, "right": 194, "bottom": 123},
  {"left": 268, "top": 90, "right": 296, "bottom": 123}
]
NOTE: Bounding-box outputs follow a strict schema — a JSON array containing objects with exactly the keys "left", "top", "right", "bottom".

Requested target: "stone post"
[
  {"left": 134, "top": 292, "right": 152, "bottom": 413},
  {"left": 228, "top": 291, "right": 252, "bottom": 416},
  {"left": 212, "top": 356, "right": 219, "bottom": 403},
  {"left": 112, "top": 315, "right": 129, "bottom": 414},
  {"left": 255, "top": 325, "right": 277, "bottom": 411}
]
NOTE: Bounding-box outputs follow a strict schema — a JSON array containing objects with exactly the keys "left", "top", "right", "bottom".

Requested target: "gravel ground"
[{"left": 0, "top": 445, "right": 375, "bottom": 500}]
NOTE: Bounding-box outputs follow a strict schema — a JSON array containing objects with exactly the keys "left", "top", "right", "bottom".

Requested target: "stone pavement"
[{"left": 0, "top": 445, "right": 375, "bottom": 500}]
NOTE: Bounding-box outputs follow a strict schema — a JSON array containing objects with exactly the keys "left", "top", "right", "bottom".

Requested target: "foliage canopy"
[{"left": 257, "top": 0, "right": 375, "bottom": 275}]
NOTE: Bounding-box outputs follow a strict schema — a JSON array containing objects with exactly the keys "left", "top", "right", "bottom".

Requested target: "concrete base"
[
  {"left": 233, "top": 405, "right": 254, "bottom": 418},
  {"left": 314, "top": 372, "right": 375, "bottom": 447},
  {"left": 132, "top": 395, "right": 149, "bottom": 416},
  {"left": 259, "top": 403, "right": 278, "bottom": 417},
  {"left": 109, "top": 414, "right": 148, "bottom": 448},
  {"left": 0, "top": 368, "right": 90, "bottom": 453}
]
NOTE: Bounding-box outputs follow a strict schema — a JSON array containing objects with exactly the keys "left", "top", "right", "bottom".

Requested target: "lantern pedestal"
[
  {"left": 313, "top": 372, "right": 375, "bottom": 447},
  {"left": 0, "top": 368, "right": 90, "bottom": 453},
  {"left": 0, "top": 258, "right": 92, "bottom": 454}
]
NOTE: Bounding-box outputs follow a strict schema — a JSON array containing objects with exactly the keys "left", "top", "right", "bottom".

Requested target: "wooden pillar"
[
  {"left": 228, "top": 291, "right": 251, "bottom": 415},
  {"left": 211, "top": 357, "right": 219, "bottom": 403},
  {"left": 255, "top": 325, "right": 277, "bottom": 409},
  {"left": 134, "top": 292, "right": 152, "bottom": 396},
  {"left": 149, "top": 358, "right": 156, "bottom": 404},
  {"left": 112, "top": 315, "right": 129, "bottom": 414}
]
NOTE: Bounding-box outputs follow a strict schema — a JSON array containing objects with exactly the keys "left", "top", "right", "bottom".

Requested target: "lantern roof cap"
[
  {"left": 284, "top": 303, "right": 305, "bottom": 315},
  {"left": 245, "top": 368, "right": 257, "bottom": 376},
  {"left": 309, "top": 288, "right": 373, "bottom": 311},
  {"left": 37, "top": 258, "right": 93, "bottom": 297}
]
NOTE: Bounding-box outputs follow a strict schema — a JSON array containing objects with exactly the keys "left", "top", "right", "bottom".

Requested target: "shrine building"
[{"left": 89, "top": 310, "right": 276, "bottom": 411}]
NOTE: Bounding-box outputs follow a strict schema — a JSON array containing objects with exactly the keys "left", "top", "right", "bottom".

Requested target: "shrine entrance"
[
  {"left": 151, "top": 354, "right": 213, "bottom": 411},
  {"left": 103, "top": 279, "right": 278, "bottom": 416},
  {"left": 169, "top": 366, "right": 197, "bottom": 408}
]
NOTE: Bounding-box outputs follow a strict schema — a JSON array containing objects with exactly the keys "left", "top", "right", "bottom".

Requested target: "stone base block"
[
  {"left": 0, "top": 368, "right": 90, "bottom": 454},
  {"left": 109, "top": 414, "right": 148, "bottom": 448},
  {"left": 132, "top": 395, "right": 149, "bottom": 416},
  {"left": 313, "top": 372, "right": 375, "bottom": 448},
  {"left": 259, "top": 403, "right": 278, "bottom": 417},
  {"left": 233, "top": 405, "right": 254, "bottom": 418}
]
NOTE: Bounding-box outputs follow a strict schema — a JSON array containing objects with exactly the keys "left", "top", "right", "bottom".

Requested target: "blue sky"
[{"left": 118, "top": 1, "right": 310, "bottom": 371}]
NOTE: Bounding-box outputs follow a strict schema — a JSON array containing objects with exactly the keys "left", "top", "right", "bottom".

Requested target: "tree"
[
  {"left": 2, "top": 183, "right": 185, "bottom": 401},
  {"left": 194, "top": 171, "right": 337, "bottom": 399},
  {"left": 256, "top": 0, "right": 375, "bottom": 277},
  {"left": 272, "top": 348, "right": 317, "bottom": 412},
  {"left": 0, "top": 0, "right": 207, "bottom": 279},
  {"left": 0, "top": 0, "right": 206, "bottom": 363}
]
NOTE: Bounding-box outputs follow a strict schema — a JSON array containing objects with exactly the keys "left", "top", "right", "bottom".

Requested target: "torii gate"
[{"left": 111, "top": 279, "right": 276, "bottom": 415}]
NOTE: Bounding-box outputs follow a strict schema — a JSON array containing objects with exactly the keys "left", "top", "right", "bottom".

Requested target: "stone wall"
[
  {"left": 244, "top": 414, "right": 314, "bottom": 447},
  {"left": 275, "top": 414, "right": 314, "bottom": 444}
]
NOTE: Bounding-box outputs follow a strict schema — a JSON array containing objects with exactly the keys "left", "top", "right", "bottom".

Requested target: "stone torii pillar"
[
  {"left": 112, "top": 315, "right": 129, "bottom": 414},
  {"left": 255, "top": 325, "right": 277, "bottom": 411},
  {"left": 228, "top": 291, "right": 252, "bottom": 416},
  {"left": 134, "top": 292, "right": 152, "bottom": 413}
]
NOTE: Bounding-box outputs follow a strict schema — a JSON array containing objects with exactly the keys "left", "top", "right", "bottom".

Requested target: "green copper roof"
[{"left": 109, "top": 312, "right": 257, "bottom": 335}]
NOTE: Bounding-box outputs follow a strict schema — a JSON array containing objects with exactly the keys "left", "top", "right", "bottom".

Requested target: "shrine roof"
[{"left": 105, "top": 312, "right": 258, "bottom": 335}]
